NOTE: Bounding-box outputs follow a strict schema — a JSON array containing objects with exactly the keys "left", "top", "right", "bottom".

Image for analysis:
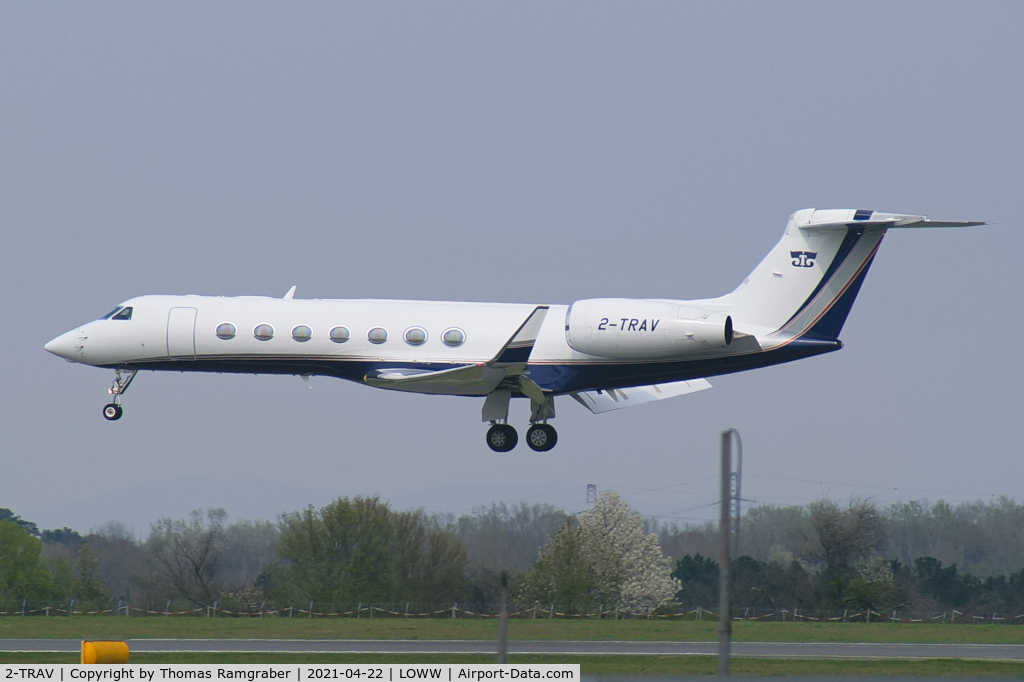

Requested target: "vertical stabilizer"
[
  {"left": 724, "top": 209, "right": 981, "bottom": 341},
  {"left": 724, "top": 209, "right": 888, "bottom": 340}
]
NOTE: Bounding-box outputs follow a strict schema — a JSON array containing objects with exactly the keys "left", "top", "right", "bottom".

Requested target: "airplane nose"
[{"left": 44, "top": 330, "right": 85, "bottom": 362}]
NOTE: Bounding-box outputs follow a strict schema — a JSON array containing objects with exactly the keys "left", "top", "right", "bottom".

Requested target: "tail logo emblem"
[{"left": 790, "top": 251, "right": 817, "bottom": 267}]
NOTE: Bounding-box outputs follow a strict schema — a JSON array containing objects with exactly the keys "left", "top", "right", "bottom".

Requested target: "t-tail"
[{"left": 722, "top": 209, "right": 984, "bottom": 343}]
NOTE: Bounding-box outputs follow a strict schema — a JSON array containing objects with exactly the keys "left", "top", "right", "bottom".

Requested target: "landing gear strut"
[
  {"left": 103, "top": 368, "right": 136, "bottom": 421},
  {"left": 486, "top": 423, "right": 518, "bottom": 452}
]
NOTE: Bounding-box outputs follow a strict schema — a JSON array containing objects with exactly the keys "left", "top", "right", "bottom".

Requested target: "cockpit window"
[
  {"left": 111, "top": 307, "right": 133, "bottom": 321},
  {"left": 100, "top": 307, "right": 122, "bottom": 320}
]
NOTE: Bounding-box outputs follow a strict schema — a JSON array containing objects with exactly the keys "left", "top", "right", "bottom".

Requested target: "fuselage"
[{"left": 43, "top": 293, "right": 837, "bottom": 397}]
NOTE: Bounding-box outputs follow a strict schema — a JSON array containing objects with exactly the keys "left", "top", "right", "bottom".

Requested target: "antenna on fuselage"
[{"left": 283, "top": 285, "right": 297, "bottom": 299}]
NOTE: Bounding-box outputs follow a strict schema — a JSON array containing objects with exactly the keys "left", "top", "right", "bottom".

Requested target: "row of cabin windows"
[{"left": 214, "top": 322, "right": 466, "bottom": 347}]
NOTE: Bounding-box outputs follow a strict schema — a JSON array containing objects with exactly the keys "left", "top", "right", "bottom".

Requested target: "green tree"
[
  {"left": 272, "top": 496, "right": 394, "bottom": 605},
  {"left": 391, "top": 510, "right": 469, "bottom": 605},
  {"left": 72, "top": 542, "right": 111, "bottom": 609},
  {"left": 672, "top": 554, "right": 719, "bottom": 607},
  {"left": 0, "top": 519, "right": 64, "bottom": 603},
  {"left": 0, "top": 509, "right": 40, "bottom": 537},
  {"left": 518, "top": 519, "right": 596, "bottom": 612}
]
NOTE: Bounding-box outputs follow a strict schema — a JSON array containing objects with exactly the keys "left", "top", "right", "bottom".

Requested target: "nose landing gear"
[{"left": 103, "top": 368, "right": 136, "bottom": 421}]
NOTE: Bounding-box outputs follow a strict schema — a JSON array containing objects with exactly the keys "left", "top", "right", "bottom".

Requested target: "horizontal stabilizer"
[
  {"left": 796, "top": 209, "right": 985, "bottom": 231},
  {"left": 570, "top": 378, "right": 712, "bottom": 414}
]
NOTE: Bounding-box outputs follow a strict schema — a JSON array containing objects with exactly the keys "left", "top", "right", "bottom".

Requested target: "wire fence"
[{"left": 2, "top": 601, "right": 1024, "bottom": 624}]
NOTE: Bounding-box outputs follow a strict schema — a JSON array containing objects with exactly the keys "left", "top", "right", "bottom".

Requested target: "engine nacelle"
[{"left": 565, "top": 298, "right": 733, "bottom": 358}]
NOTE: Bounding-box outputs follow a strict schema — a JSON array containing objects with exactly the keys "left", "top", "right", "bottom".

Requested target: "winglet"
[
  {"left": 283, "top": 286, "right": 297, "bottom": 299},
  {"left": 491, "top": 306, "right": 549, "bottom": 365}
]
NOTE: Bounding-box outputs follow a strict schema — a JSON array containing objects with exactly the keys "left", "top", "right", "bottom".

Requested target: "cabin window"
[
  {"left": 367, "top": 327, "right": 389, "bottom": 344},
  {"left": 404, "top": 327, "right": 428, "bottom": 346},
  {"left": 253, "top": 323, "right": 275, "bottom": 341},
  {"left": 100, "top": 307, "right": 122, "bottom": 320},
  {"left": 292, "top": 325, "right": 312, "bottom": 342},
  {"left": 111, "top": 307, "right": 133, "bottom": 321},
  {"left": 442, "top": 328, "right": 466, "bottom": 347},
  {"left": 329, "top": 326, "right": 351, "bottom": 343},
  {"left": 215, "top": 323, "right": 237, "bottom": 340}
]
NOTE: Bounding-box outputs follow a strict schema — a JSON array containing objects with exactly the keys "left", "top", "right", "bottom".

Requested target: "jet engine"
[{"left": 565, "top": 298, "right": 733, "bottom": 358}]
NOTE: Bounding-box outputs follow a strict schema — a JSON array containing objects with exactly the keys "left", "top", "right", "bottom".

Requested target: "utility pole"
[
  {"left": 497, "top": 571, "right": 509, "bottom": 664},
  {"left": 718, "top": 428, "right": 742, "bottom": 677}
]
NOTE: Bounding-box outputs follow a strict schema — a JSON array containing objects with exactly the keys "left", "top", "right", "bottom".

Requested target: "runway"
[{"left": 2, "top": 639, "right": 1024, "bottom": 660}]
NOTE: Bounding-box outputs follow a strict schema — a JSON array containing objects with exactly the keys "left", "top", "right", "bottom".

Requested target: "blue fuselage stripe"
[
  {"left": 101, "top": 338, "right": 840, "bottom": 397},
  {"left": 780, "top": 226, "right": 865, "bottom": 331}
]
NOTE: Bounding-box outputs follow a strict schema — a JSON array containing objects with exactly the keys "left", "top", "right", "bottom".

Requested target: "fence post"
[
  {"left": 69, "top": 599, "right": 74, "bottom": 616},
  {"left": 866, "top": 609, "right": 870, "bottom": 623},
  {"left": 451, "top": 603, "right": 457, "bottom": 619},
  {"left": 261, "top": 602, "right": 266, "bottom": 618},
  {"left": 598, "top": 604, "right": 603, "bottom": 620},
  {"left": 405, "top": 602, "right": 410, "bottom": 619},
  {"left": 309, "top": 601, "right": 314, "bottom": 619},
  {"left": 370, "top": 604, "right": 373, "bottom": 619},
  {"left": 289, "top": 606, "right": 293, "bottom": 618},
  {"left": 45, "top": 606, "right": 50, "bottom": 617},
  {"left": 646, "top": 606, "right": 651, "bottom": 621},
  {"left": 22, "top": 600, "right": 26, "bottom": 617},
  {"left": 357, "top": 602, "right": 361, "bottom": 619},
  {"left": 549, "top": 603, "right": 554, "bottom": 619}
]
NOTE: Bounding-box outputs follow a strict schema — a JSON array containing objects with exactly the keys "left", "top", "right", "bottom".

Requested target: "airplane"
[{"left": 45, "top": 208, "right": 981, "bottom": 452}]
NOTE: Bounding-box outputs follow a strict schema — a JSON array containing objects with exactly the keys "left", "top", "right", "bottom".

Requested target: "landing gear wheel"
[
  {"left": 526, "top": 423, "right": 557, "bottom": 452},
  {"left": 486, "top": 424, "right": 518, "bottom": 452},
  {"left": 103, "top": 404, "right": 123, "bottom": 421}
]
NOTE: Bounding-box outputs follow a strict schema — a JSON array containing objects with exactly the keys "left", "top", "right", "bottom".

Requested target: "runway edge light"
[{"left": 81, "top": 640, "right": 129, "bottom": 664}]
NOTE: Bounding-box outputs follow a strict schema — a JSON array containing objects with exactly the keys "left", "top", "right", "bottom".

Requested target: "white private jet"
[{"left": 45, "top": 209, "right": 981, "bottom": 452}]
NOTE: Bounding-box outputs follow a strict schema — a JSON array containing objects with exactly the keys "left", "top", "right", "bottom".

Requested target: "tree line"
[{"left": 2, "top": 495, "right": 1024, "bottom": 617}]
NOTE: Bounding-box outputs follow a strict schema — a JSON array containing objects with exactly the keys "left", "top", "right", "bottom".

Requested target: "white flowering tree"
[
  {"left": 520, "top": 491, "right": 679, "bottom": 613},
  {"left": 578, "top": 491, "right": 679, "bottom": 612}
]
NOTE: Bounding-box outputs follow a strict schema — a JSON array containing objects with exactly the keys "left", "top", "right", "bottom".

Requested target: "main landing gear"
[
  {"left": 485, "top": 422, "right": 558, "bottom": 452},
  {"left": 482, "top": 387, "right": 558, "bottom": 452},
  {"left": 102, "top": 368, "right": 136, "bottom": 421}
]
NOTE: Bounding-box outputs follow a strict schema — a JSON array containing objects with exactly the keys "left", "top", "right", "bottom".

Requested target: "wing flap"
[
  {"left": 363, "top": 306, "right": 550, "bottom": 396},
  {"left": 365, "top": 364, "right": 506, "bottom": 395},
  {"left": 570, "top": 378, "right": 712, "bottom": 414}
]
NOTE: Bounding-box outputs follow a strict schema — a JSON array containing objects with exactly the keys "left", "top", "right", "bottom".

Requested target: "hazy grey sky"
[{"left": 2, "top": 1, "right": 1021, "bottom": 535}]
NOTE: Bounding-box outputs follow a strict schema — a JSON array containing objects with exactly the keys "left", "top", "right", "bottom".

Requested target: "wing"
[
  {"left": 363, "top": 306, "right": 549, "bottom": 396},
  {"left": 570, "top": 378, "right": 712, "bottom": 414}
]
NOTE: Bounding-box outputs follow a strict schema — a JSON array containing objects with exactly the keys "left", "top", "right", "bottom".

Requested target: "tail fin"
[{"left": 724, "top": 209, "right": 982, "bottom": 341}]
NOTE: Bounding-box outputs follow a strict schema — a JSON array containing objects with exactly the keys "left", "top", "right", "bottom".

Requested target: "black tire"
[
  {"left": 526, "top": 423, "right": 558, "bottom": 452},
  {"left": 103, "top": 404, "right": 123, "bottom": 421},
  {"left": 486, "top": 424, "right": 518, "bottom": 452}
]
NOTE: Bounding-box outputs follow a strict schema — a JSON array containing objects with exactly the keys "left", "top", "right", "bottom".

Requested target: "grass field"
[
  {"left": 1, "top": 616, "right": 1022, "bottom": 644},
  {"left": 0, "top": 651, "right": 1022, "bottom": 676},
  {"left": 3, "top": 618, "right": 1023, "bottom": 675}
]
